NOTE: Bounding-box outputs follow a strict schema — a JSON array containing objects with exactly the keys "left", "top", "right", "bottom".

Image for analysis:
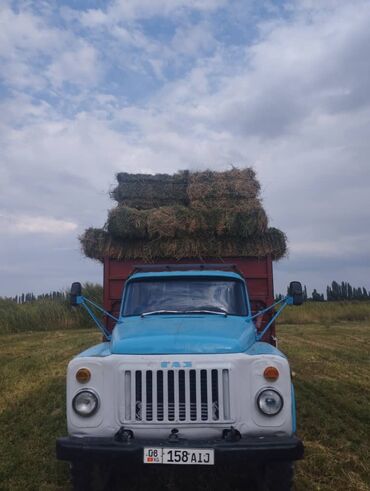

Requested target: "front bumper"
[{"left": 56, "top": 434, "right": 304, "bottom": 465}]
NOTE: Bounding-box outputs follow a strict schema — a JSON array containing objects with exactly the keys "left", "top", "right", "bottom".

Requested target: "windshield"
[{"left": 122, "top": 277, "right": 248, "bottom": 316}]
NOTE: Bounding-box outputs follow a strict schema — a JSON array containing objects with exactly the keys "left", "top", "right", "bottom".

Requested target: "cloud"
[
  {"left": 46, "top": 43, "right": 101, "bottom": 89},
  {"left": 77, "top": 0, "right": 227, "bottom": 26},
  {"left": 1, "top": 0, "right": 369, "bottom": 295},
  {"left": 0, "top": 214, "right": 78, "bottom": 235},
  {"left": 0, "top": 4, "right": 102, "bottom": 91}
]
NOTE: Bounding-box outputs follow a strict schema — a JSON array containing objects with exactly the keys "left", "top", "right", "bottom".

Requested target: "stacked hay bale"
[{"left": 80, "top": 168, "right": 287, "bottom": 261}]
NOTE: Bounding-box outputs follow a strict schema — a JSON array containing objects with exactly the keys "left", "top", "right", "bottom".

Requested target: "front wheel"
[
  {"left": 70, "top": 461, "right": 93, "bottom": 491},
  {"left": 263, "top": 461, "right": 294, "bottom": 491},
  {"left": 70, "top": 461, "right": 113, "bottom": 491}
]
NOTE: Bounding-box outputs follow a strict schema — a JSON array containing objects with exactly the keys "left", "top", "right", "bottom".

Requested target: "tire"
[
  {"left": 263, "top": 461, "right": 294, "bottom": 491},
  {"left": 70, "top": 461, "right": 93, "bottom": 491},
  {"left": 70, "top": 461, "right": 114, "bottom": 491}
]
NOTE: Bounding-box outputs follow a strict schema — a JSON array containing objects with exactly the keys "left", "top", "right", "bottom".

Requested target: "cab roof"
[{"left": 127, "top": 270, "right": 245, "bottom": 282}]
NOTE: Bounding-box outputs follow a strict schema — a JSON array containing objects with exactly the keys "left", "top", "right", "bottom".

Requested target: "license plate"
[{"left": 143, "top": 447, "right": 214, "bottom": 465}]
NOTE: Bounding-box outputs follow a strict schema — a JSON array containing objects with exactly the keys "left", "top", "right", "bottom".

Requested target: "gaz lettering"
[{"left": 161, "top": 361, "right": 193, "bottom": 368}]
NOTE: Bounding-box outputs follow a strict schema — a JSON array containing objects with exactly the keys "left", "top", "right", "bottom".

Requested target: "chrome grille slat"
[
  {"left": 207, "top": 369, "right": 213, "bottom": 421},
  {"left": 185, "top": 369, "right": 190, "bottom": 422},
  {"left": 122, "top": 367, "right": 231, "bottom": 423}
]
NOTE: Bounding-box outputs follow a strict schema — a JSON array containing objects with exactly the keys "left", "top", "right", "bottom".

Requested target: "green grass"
[
  {"left": 278, "top": 301, "right": 370, "bottom": 325},
  {"left": 279, "top": 324, "right": 370, "bottom": 491},
  {"left": 0, "top": 324, "right": 369, "bottom": 490}
]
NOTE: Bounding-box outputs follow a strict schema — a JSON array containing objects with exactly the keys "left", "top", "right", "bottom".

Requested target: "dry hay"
[
  {"left": 82, "top": 167, "right": 287, "bottom": 263},
  {"left": 80, "top": 227, "right": 287, "bottom": 262},
  {"left": 110, "top": 171, "right": 189, "bottom": 209},
  {"left": 107, "top": 205, "right": 268, "bottom": 240},
  {"left": 187, "top": 168, "right": 261, "bottom": 210}
]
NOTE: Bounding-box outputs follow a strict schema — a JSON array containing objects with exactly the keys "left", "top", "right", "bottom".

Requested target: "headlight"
[
  {"left": 257, "top": 389, "right": 283, "bottom": 416},
  {"left": 72, "top": 389, "right": 99, "bottom": 417}
]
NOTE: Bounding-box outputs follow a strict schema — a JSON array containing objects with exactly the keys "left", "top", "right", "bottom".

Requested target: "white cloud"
[
  {"left": 0, "top": 4, "right": 102, "bottom": 91},
  {"left": 1, "top": 0, "right": 370, "bottom": 294},
  {"left": 78, "top": 0, "right": 227, "bottom": 26},
  {"left": 0, "top": 214, "right": 78, "bottom": 235},
  {"left": 46, "top": 44, "right": 101, "bottom": 89}
]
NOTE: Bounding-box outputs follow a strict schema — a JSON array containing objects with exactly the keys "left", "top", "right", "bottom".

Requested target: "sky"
[{"left": 0, "top": 0, "right": 369, "bottom": 297}]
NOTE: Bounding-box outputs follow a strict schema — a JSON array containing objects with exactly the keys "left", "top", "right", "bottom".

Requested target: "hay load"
[{"left": 80, "top": 167, "right": 287, "bottom": 261}]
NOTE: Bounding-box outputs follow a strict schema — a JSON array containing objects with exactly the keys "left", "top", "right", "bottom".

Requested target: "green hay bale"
[
  {"left": 110, "top": 171, "right": 189, "bottom": 208},
  {"left": 80, "top": 227, "right": 287, "bottom": 262},
  {"left": 107, "top": 207, "right": 148, "bottom": 240},
  {"left": 106, "top": 205, "right": 268, "bottom": 240},
  {"left": 188, "top": 167, "right": 261, "bottom": 210}
]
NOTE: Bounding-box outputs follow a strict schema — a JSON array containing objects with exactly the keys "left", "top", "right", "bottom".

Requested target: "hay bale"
[
  {"left": 80, "top": 227, "right": 287, "bottom": 262},
  {"left": 106, "top": 205, "right": 268, "bottom": 240},
  {"left": 80, "top": 228, "right": 111, "bottom": 261},
  {"left": 107, "top": 207, "right": 148, "bottom": 240},
  {"left": 110, "top": 171, "right": 189, "bottom": 208},
  {"left": 188, "top": 167, "right": 261, "bottom": 210}
]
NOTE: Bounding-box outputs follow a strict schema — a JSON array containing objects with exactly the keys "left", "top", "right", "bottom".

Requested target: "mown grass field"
[{"left": 0, "top": 315, "right": 369, "bottom": 490}]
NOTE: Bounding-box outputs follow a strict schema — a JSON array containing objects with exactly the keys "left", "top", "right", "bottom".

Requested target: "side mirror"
[
  {"left": 288, "top": 281, "right": 304, "bottom": 306},
  {"left": 70, "top": 282, "right": 82, "bottom": 306}
]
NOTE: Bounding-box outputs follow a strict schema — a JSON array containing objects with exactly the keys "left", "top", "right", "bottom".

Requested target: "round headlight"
[
  {"left": 72, "top": 390, "right": 99, "bottom": 417},
  {"left": 257, "top": 389, "right": 283, "bottom": 416}
]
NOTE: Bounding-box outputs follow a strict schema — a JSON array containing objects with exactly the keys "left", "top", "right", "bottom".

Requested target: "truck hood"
[{"left": 110, "top": 315, "right": 256, "bottom": 355}]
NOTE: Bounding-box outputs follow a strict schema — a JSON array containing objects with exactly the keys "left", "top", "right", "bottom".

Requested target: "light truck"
[{"left": 56, "top": 256, "right": 304, "bottom": 490}]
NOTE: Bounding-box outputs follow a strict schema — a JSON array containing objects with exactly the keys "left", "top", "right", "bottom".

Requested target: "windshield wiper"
[
  {"left": 141, "top": 308, "right": 229, "bottom": 317},
  {"left": 141, "top": 310, "right": 184, "bottom": 317},
  {"left": 184, "top": 309, "right": 228, "bottom": 316}
]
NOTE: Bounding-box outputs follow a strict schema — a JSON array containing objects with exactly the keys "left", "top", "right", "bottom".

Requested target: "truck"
[{"left": 56, "top": 255, "right": 304, "bottom": 490}]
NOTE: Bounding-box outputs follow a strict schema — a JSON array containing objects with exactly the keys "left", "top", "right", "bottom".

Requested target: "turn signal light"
[
  {"left": 263, "top": 366, "right": 279, "bottom": 381},
  {"left": 76, "top": 368, "right": 91, "bottom": 384}
]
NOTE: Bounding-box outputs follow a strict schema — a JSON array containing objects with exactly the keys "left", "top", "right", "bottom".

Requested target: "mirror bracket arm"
[
  {"left": 255, "top": 297, "right": 290, "bottom": 341},
  {"left": 249, "top": 297, "right": 287, "bottom": 320},
  {"left": 78, "top": 296, "right": 112, "bottom": 340}
]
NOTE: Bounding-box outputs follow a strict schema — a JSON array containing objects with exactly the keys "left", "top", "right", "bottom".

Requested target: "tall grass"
[
  {"left": 1, "top": 285, "right": 369, "bottom": 335},
  {"left": 0, "top": 283, "right": 103, "bottom": 334},
  {"left": 278, "top": 301, "right": 370, "bottom": 325}
]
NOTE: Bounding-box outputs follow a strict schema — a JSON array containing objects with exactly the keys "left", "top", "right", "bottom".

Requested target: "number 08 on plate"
[{"left": 144, "top": 447, "right": 215, "bottom": 465}]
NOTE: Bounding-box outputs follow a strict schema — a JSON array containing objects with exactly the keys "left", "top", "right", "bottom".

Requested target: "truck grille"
[{"left": 122, "top": 369, "right": 232, "bottom": 423}]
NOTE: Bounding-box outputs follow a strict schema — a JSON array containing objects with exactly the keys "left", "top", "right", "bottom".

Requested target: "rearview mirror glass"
[
  {"left": 288, "top": 281, "right": 304, "bottom": 306},
  {"left": 70, "top": 282, "right": 82, "bottom": 306}
]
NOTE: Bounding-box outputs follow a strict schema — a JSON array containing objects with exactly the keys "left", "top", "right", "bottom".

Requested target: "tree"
[{"left": 312, "top": 289, "right": 325, "bottom": 302}]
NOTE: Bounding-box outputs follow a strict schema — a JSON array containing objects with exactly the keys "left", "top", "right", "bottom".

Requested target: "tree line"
[
  {"left": 1, "top": 284, "right": 103, "bottom": 305},
  {"left": 276, "top": 280, "right": 370, "bottom": 302},
  {"left": 2, "top": 291, "right": 68, "bottom": 304},
  {"left": 1, "top": 281, "right": 369, "bottom": 304}
]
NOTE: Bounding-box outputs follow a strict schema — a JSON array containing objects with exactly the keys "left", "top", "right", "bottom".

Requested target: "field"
[{"left": 0, "top": 305, "right": 369, "bottom": 490}]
